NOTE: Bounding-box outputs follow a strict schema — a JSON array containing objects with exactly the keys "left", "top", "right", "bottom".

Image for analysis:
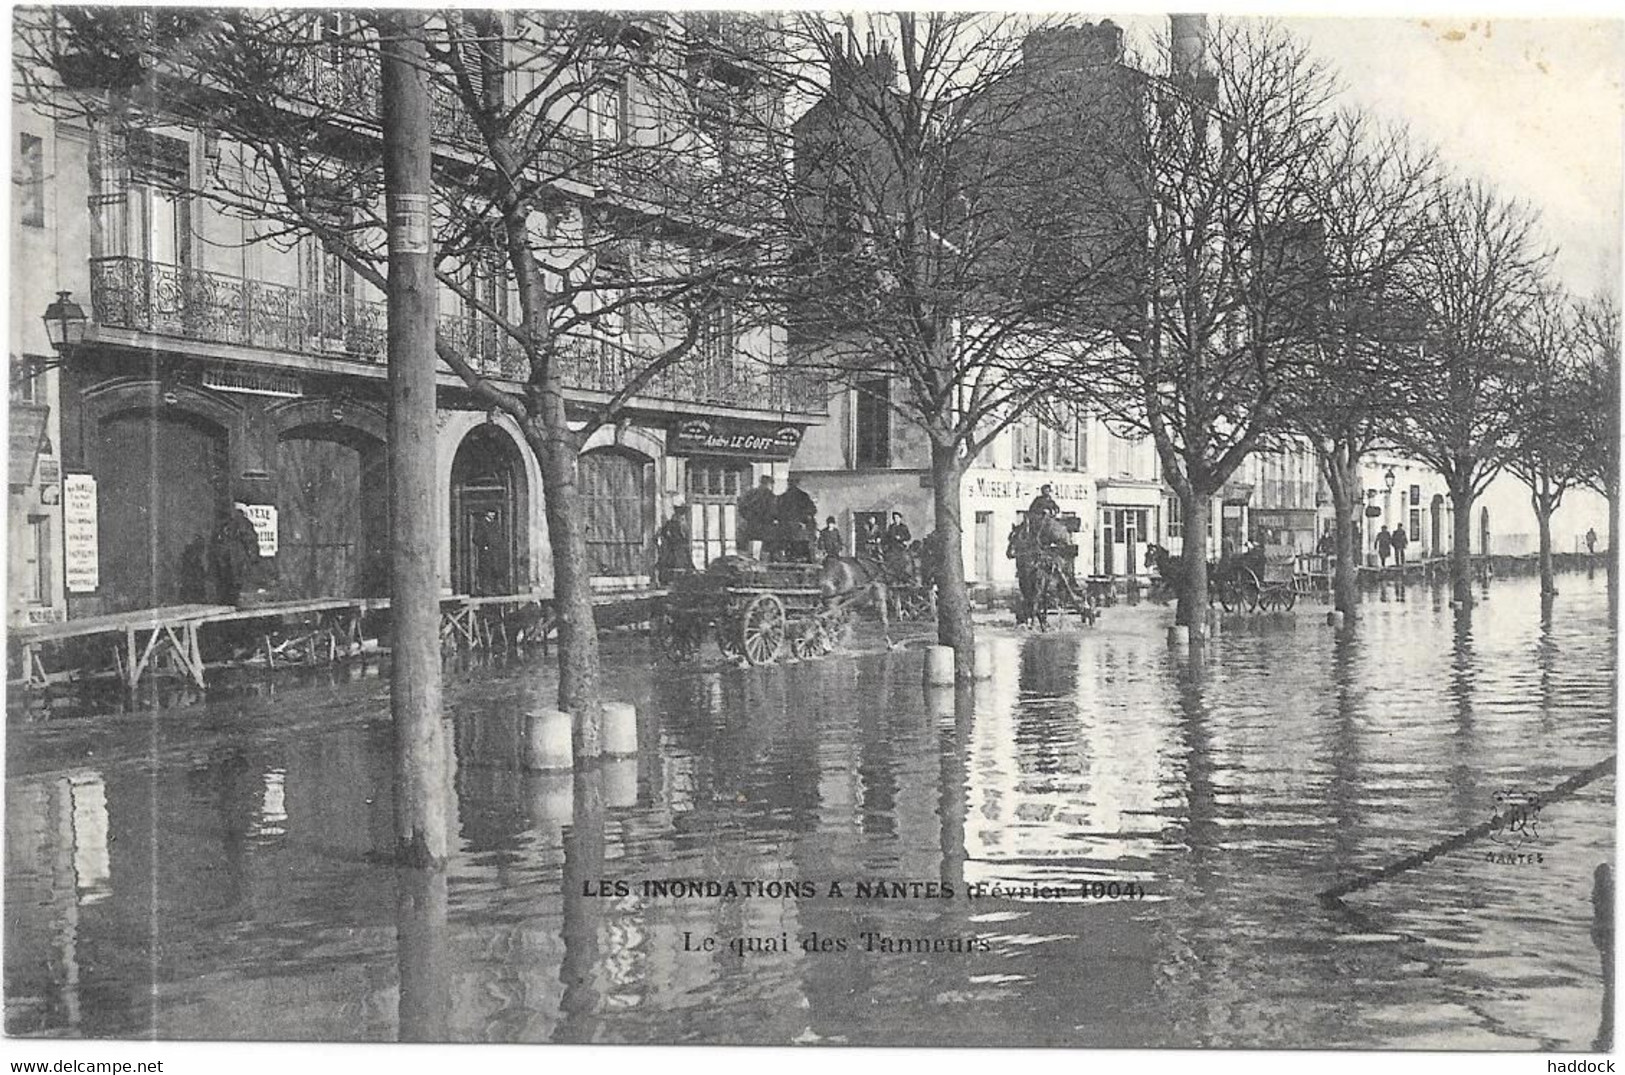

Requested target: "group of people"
[{"left": 651, "top": 471, "right": 931, "bottom": 585}]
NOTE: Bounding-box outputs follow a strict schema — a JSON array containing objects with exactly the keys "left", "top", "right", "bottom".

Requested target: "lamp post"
[
  {"left": 1384, "top": 467, "right": 1397, "bottom": 534},
  {"left": 42, "top": 291, "right": 88, "bottom": 353}
]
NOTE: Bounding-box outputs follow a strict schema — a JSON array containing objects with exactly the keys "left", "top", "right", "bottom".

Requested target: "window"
[
  {"left": 1167, "top": 497, "right": 1183, "bottom": 539},
  {"left": 854, "top": 378, "right": 890, "bottom": 468},
  {"left": 12, "top": 358, "right": 45, "bottom": 405},
  {"left": 1410, "top": 484, "right": 1421, "bottom": 507},
  {"left": 19, "top": 133, "right": 44, "bottom": 227},
  {"left": 686, "top": 461, "right": 747, "bottom": 567},
  {"left": 1057, "top": 421, "right": 1079, "bottom": 471},
  {"left": 1409, "top": 508, "right": 1421, "bottom": 543},
  {"left": 125, "top": 131, "right": 192, "bottom": 266},
  {"left": 580, "top": 448, "right": 652, "bottom": 576},
  {"left": 1015, "top": 418, "right": 1038, "bottom": 469},
  {"left": 23, "top": 515, "right": 51, "bottom": 605},
  {"left": 1036, "top": 421, "right": 1053, "bottom": 470}
]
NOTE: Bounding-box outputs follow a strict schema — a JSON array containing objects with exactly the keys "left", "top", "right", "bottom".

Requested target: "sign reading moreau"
[
  {"left": 63, "top": 473, "right": 99, "bottom": 593},
  {"left": 668, "top": 418, "right": 803, "bottom": 461},
  {"left": 965, "top": 476, "right": 1091, "bottom": 502}
]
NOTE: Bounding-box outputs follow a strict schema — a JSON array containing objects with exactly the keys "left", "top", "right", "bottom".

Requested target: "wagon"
[
  {"left": 653, "top": 558, "right": 847, "bottom": 666},
  {"left": 1224, "top": 547, "right": 1316, "bottom": 612}
]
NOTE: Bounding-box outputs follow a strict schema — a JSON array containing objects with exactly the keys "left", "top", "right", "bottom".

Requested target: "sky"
[{"left": 1103, "top": 10, "right": 1624, "bottom": 299}]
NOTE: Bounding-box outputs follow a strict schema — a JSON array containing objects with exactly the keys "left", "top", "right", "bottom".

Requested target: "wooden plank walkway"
[{"left": 10, "top": 588, "right": 669, "bottom": 693}]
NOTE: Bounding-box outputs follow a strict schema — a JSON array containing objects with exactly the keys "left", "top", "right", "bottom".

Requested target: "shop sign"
[
  {"left": 244, "top": 504, "right": 279, "bottom": 557},
  {"left": 26, "top": 606, "right": 66, "bottom": 625},
  {"left": 201, "top": 368, "right": 304, "bottom": 398},
  {"left": 63, "top": 474, "right": 99, "bottom": 593},
  {"left": 668, "top": 418, "right": 803, "bottom": 460},
  {"left": 965, "top": 476, "right": 1091, "bottom": 502}
]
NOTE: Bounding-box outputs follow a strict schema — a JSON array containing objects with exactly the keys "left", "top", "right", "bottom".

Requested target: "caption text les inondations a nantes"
[{"left": 580, "top": 878, "right": 1147, "bottom": 901}]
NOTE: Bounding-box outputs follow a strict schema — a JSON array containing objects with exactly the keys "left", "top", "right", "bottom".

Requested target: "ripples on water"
[{"left": 4, "top": 573, "right": 1615, "bottom": 1047}]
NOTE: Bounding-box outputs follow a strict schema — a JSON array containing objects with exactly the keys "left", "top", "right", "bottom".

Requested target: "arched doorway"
[
  {"left": 96, "top": 409, "right": 229, "bottom": 612},
  {"left": 451, "top": 426, "right": 527, "bottom": 596},
  {"left": 276, "top": 426, "right": 388, "bottom": 599},
  {"left": 1480, "top": 506, "right": 1491, "bottom": 557},
  {"left": 579, "top": 447, "right": 654, "bottom": 578}
]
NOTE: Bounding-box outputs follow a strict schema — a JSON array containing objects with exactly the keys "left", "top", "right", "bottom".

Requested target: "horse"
[
  {"left": 818, "top": 555, "right": 893, "bottom": 647},
  {"left": 1145, "top": 543, "right": 1183, "bottom": 602},
  {"left": 1009, "top": 514, "right": 1082, "bottom": 630}
]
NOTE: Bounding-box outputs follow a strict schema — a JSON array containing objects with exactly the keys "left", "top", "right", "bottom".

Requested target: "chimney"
[{"left": 1169, "top": 14, "right": 1208, "bottom": 82}]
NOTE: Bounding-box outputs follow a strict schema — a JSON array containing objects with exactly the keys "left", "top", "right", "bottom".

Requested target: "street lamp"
[
  {"left": 1383, "top": 467, "right": 1397, "bottom": 545},
  {"left": 42, "top": 291, "right": 88, "bottom": 353}
]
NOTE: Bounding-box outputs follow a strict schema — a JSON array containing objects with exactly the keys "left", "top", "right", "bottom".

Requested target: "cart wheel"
[
  {"left": 1282, "top": 588, "right": 1297, "bottom": 611},
  {"left": 739, "top": 594, "right": 786, "bottom": 666},
  {"left": 790, "top": 619, "right": 832, "bottom": 660},
  {"left": 1243, "top": 570, "right": 1262, "bottom": 613},
  {"left": 1217, "top": 580, "right": 1237, "bottom": 613}
]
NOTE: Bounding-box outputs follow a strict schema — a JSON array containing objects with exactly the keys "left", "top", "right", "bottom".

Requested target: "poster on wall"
[
  {"left": 62, "top": 473, "right": 98, "bottom": 593},
  {"left": 244, "top": 504, "right": 279, "bottom": 557}
]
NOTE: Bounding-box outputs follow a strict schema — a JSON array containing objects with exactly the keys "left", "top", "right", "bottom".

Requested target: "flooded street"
[{"left": 5, "top": 572, "right": 1615, "bottom": 1048}]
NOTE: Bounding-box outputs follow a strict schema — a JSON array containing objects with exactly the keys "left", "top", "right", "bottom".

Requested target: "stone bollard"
[
  {"left": 604, "top": 757, "right": 639, "bottom": 808},
  {"left": 1326, "top": 610, "right": 1345, "bottom": 629},
  {"left": 603, "top": 701, "right": 638, "bottom": 757},
  {"left": 522, "top": 708, "right": 573, "bottom": 772},
  {"left": 1167, "top": 625, "right": 1190, "bottom": 646},
  {"left": 923, "top": 645, "right": 956, "bottom": 687},
  {"left": 973, "top": 640, "right": 995, "bottom": 681},
  {"left": 526, "top": 771, "right": 574, "bottom": 840},
  {"left": 925, "top": 686, "right": 957, "bottom": 723}
]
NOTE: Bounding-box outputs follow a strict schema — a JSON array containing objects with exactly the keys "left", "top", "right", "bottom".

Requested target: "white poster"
[
  {"left": 62, "top": 473, "right": 98, "bottom": 593},
  {"left": 244, "top": 504, "right": 278, "bottom": 558}
]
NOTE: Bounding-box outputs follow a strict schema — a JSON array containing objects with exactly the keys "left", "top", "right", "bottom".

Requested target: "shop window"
[
  {"left": 686, "top": 461, "right": 747, "bottom": 566},
  {"left": 854, "top": 378, "right": 890, "bottom": 468},
  {"left": 19, "top": 133, "right": 44, "bottom": 228}
]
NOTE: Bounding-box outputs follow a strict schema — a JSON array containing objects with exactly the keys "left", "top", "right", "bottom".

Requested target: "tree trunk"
[
  {"left": 1178, "top": 491, "right": 1210, "bottom": 636},
  {"left": 527, "top": 402, "right": 601, "bottom": 760},
  {"left": 381, "top": 18, "right": 446, "bottom": 867},
  {"left": 929, "top": 441, "right": 974, "bottom": 680},
  {"left": 1322, "top": 447, "right": 1361, "bottom": 619},
  {"left": 1533, "top": 480, "right": 1557, "bottom": 595},
  {"left": 1450, "top": 481, "right": 1475, "bottom": 607}
]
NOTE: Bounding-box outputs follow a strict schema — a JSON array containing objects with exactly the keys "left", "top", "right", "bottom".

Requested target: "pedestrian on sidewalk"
[
  {"left": 1390, "top": 524, "right": 1408, "bottom": 567},
  {"left": 1375, "top": 525, "right": 1393, "bottom": 569}
]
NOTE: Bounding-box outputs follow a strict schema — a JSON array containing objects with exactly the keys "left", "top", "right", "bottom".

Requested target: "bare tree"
[
  {"left": 760, "top": 13, "right": 1133, "bottom": 673},
  {"left": 17, "top": 10, "right": 779, "bottom": 746},
  {"left": 1573, "top": 292, "right": 1621, "bottom": 585},
  {"left": 1284, "top": 112, "right": 1437, "bottom": 620},
  {"left": 1390, "top": 179, "right": 1552, "bottom": 606},
  {"left": 1088, "top": 18, "right": 1338, "bottom": 634},
  {"left": 1506, "top": 283, "right": 1589, "bottom": 596}
]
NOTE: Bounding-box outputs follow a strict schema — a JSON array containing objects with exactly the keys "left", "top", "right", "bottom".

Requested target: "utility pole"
[{"left": 380, "top": 13, "right": 446, "bottom": 868}]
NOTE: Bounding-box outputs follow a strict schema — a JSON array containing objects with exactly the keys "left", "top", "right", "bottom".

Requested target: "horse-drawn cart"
[
  {"left": 1218, "top": 547, "right": 1315, "bottom": 612},
  {"left": 654, "top": 558, "right": 846, "bottom": 666}
]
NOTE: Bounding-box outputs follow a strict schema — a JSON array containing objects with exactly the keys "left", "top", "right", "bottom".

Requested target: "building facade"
[{"left": 8, "top": 12, "right": 823, "bottom": 625}]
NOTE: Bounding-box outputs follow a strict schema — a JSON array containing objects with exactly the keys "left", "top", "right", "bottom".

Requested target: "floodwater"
[{"left": 5, "top": 572, "right": 1615, "bottom": 1048}]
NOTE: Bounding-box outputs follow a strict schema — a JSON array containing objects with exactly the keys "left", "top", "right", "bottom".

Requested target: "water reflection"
[{"left": 4, "top": 574, "right": 1615, "bottom": 1048}]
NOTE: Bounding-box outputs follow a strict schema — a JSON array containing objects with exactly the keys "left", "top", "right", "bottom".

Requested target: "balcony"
[
  {"left": 90, "top": 256, "right": 387, "bottom": 361},
  {"left": 90, "top": 257, "right": 825, "bottom": 416}
]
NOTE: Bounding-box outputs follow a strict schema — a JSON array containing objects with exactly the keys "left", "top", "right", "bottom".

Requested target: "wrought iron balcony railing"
[{"left": 90, "top": 256, "right": 826, "bottom": 416}]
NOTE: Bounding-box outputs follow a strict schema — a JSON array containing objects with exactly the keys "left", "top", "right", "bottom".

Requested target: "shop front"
[{"left": 666, "top": 416, "right": 804, "bottom": 571}]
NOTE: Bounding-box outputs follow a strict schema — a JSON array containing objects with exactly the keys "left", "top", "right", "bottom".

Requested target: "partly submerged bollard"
[
  {"left": 603, "top": 701, "right": 638, "bottom": 757},
  {"left": 526, "top": 771, "right": 574, "bottom": 838},
  {"left": 522, "top": 708, "right": 573, "bottom": 772},
  {"left": 972, "top": 640, "right": 995, "bottom": 680},
  {"left": 1326, "top": 610, "right": 1345, "bottom": 629},
  {"left": 604, "top": 756, "right": 639, "bottom": 808},
  {"left": 925, "top": 685, "right": 957, "bottom": 723},
  {"left": 1167, "top": 625, "right": 1191, "bottom": 646},
  {"left": 923, "top": 645, "right": 956, "bottom": 687}
]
